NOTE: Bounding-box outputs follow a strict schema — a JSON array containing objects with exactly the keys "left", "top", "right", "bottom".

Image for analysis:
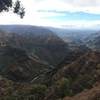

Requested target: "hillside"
[
  {"left": 0, "top": 25, "right": 99, "bottom": 100},
  {"left": 86, "top": 31, "right": 100, "bottom": 51},
  {"left": 44, "top": 51, "right": 100, "bottom": 100},
  {"left": 64, "top": 82, "right": 100, "bottom": 100},
  {"left": 0, "top": 46, "right": 51, "bottom": 82},
  {"left": 0, "top": 25, "right": 70, "bottom": 66}
]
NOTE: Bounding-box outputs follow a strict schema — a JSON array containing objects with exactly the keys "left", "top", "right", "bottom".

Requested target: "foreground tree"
[{"left": 0, "top": 0, "right": 25, "bottom": 18}]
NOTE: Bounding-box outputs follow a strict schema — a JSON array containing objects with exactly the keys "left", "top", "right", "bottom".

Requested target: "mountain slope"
[
  {"left": 85, "top": 31, "right": 100, "bottom": 51},
  {"left": 44, "top": 51, "right": 100, "bottom": 100},
  {"left": 0, "top": 25, "right": 69, "bottom": 66},
  {"left": 0, "top": 46, "right": 51, "bottom": 82},
  {"left": 64, "top": 82, "right": 100, "bottom": 100}
]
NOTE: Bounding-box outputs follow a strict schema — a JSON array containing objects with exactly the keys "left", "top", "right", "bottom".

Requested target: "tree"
[{"left": 0, "top": 0, "right": 25, "bottom": 18}]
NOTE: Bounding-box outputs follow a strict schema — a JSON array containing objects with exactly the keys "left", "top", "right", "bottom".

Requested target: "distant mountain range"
[
  {"left": 0, "top": 25, "right": 69, "bottom": 66},
  {"left": 86, "top": 31, "right": 100, "bottom": 51},
  {"left": 0, "top": 25, "right": 100, "bottom": 100},
  {"left": 0, "top": 25, "right": 77, "bottom": 82}
]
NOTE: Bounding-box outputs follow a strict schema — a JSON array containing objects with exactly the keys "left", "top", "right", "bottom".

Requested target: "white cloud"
[
  {"left": 63, "top": 0, "right": 100, "bottom": 7},
  {"left": 34, "top": 0, "right": 100, "bottom": 14},
  {"left": 0, "top": 0, "right": 100, "bottom": 28}
]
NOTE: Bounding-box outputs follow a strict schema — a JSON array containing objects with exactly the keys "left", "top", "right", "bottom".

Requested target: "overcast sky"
[{"left": 0, "top": 0, "right": 100, "bottom": 28}]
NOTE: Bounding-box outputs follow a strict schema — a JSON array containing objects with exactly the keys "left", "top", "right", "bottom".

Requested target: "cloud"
[
  {"left": 34, "top": 0, "right": 100, "bottom": 14},
  {"left": 0, "top": 0, "right": 100, "bottom": 28},
  {"left": 63, "top": 0, "right": 99, "bottom": 7}
]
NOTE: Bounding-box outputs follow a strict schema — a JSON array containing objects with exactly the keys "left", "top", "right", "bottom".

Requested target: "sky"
[{"left": 0, "top": 0, "right": 100, "bottom": 28}]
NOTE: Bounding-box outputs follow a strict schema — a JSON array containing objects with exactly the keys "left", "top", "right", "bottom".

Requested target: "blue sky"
[
  {"left": 0, "top": 0, "right": 100, "bottom": 28},
  {"left": 40, "top": 11, "right": 100, "bottom": 21}
]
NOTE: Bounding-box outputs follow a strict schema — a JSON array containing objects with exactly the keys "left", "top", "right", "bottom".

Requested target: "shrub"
[
  {"left": 30, "top": 84, "right": 47, "bottom": 98},
  {"left": 55, "top": 77, "right": 72, "bottom": 98}
]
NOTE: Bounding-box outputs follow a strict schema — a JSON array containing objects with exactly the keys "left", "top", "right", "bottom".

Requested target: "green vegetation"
[
  {"left": 0, "top": 77, "right": 48, "bottom": 100},
  {"left": 30, "top": 84, "right": 47, "bottom": 98},
  {"left": 55, "top": 78, "right": 72, "bottom": 98}
]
